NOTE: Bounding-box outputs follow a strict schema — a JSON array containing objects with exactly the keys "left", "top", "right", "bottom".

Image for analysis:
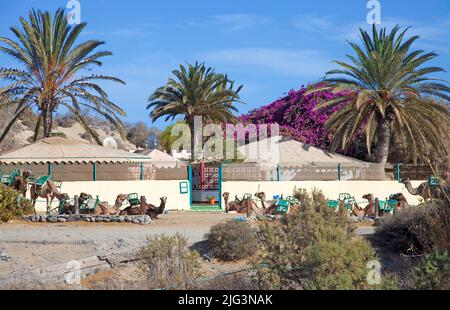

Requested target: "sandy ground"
[
  {"left": 0, "top": 212, "right": 235, "bottom": 283},
  {"left": 0, "top": 211, "right": 375, "bottom": 288},
  {"left": 9, "top": 121, "right": 136, "bottom": 151}
]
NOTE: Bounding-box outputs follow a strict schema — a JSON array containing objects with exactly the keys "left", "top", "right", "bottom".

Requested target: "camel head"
[
  {"left": 22, "top": 170, "right": 32, "bottom": 180},
  {"left": 79, "top": 192, "right": 91, "bottom": 201},
  {"left": 160, "top": 196, "right": 167, "bottom": 205},
  {"left": 254, "top": 192, "right": 266, "bottom": 200},
  {"left": 362, "top": 193, "right": 374, "bottom": 201},
  {"left": 400, "top": 176, "right": 411, "bottom": 185},
  {"left": 115, "top": 194, "right": 128, "bottom": 204},
  {"left": 223, "top": 192, "right": 230, "bottom": 201},
  {"left": 390, "top": 193, "right": 407, "bottom": 202}
]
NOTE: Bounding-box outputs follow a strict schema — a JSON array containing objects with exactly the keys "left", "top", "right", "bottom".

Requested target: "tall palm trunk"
[
  {"left": 42, "top": 107, "right": 53, "bottom": 138},
  {"left": 188, "top": 118, "right": 196, "bottom": 161},
  {"left": 374, "top": 111, "right": 395, "bottom": 163}
]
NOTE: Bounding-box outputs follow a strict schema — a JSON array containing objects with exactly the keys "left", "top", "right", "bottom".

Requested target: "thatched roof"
[
  {"left": 138, "top": 149, "right": 178, "bottom": 162},
  {"left": 238, "top": 136, "right": 367, "bottom": 166},
  {"left": 0, "top": 137, "right": 152, "bottom": 165}
]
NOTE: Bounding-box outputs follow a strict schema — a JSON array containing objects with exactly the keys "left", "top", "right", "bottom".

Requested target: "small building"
[
  {"left": 171, "top": 149, "right": 191, "bottom": 161},
  {"left": 138, "top": 149, "right": 179, "bottom": 168},
  {"left": 238, "top": 135, "right": 366, "bottom": 166},
  {"left": 0, "top": 137, "right": 152, "bottom": 181}
]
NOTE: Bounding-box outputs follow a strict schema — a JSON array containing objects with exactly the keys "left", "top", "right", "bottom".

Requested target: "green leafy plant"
[
  {"left": 412, "top": 251, "right": 450, "bottom": 290},
  {"left": 206, "top": 220, "right": 258, "bottom": 261},
  {"left": 138, "top": 233, "right": 200, "bottom": 289},
  {"left": 314, "top": 25, "right": 450, "bottom": 163},
  {"left": 0, "top": 9, "right": 126, "bottom": 144},
  {"left": 147, "top": 62, "right": 243, "bottom": 159},
  {"left": 0, "top": 184, "right": 33, "bottom": 222}
]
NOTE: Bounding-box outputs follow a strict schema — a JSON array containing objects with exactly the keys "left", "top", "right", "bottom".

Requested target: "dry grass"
[{"left": 375, "top": 199, "right": 450, "bottom": 255}]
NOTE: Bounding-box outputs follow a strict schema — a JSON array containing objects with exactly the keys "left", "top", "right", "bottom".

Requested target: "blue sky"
[{"left": 1, "top": 0, "right": 450, "bottom": 129}]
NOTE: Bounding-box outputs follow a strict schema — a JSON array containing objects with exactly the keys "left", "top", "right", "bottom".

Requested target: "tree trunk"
[
  {"left": 42, "top": 108, "right": 53, "bottom": 138},
  {"left": 189, "top": 122, "right": 195, "bottom": 161},
  {"left": 374, "top": 113, "right": 394, "bottom": 163}
]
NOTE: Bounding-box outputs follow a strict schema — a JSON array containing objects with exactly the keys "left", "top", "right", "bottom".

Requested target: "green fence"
[{"left": 0, "top": 162, "right": 447, "bottom": 182}]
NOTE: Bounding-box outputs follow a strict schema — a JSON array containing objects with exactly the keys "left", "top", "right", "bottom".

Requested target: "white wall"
[
  {"left": 32, "top": 180, "right": 190, "bottom": 212},
  {"left": 222, "top": 180, "right": 426, "bottom": 207},
  {"left": 32, "top": 180, "right": 427, "bottom": 212}
]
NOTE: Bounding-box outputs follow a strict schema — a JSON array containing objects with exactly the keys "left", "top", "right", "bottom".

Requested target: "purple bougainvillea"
[{"left": 238, "top": 84, "right": 352, "bottom": 149}]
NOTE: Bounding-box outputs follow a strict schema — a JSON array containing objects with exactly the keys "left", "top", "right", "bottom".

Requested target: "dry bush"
[
  {"left": 206, "top": 220, "right": 258, "bottom": 261},
  {"left": 0, "top": 280, "right": 67, "bottom": 290},
  {"left": 126, "top": 122, "right": 151, "bottom": 148},
  {"left": 195, "top": 272, "right": 258, "bottom": 290},
  {"left": 255, "top": 189, "right": 396, "bottom": 290},
  {"left": 375, "top": 199, "right": 450, "bottom": 255},
  {"left": 138, "top": 233, "right": 200, "bottom": 289},
  {"left": 55, "top": 114, "right": 76, "bottom": 128}
]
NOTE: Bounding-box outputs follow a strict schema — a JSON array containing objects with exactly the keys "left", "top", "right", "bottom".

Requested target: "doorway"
[{"left": 188, "top": 162, "right": 222, "bottom": 211}]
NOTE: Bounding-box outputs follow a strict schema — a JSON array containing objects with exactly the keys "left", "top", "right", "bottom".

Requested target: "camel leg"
[
  {"left": 264, "top": 203, "right": 276, "bottom": 215},
  {"left": 46, "top": 194, "right": 52, "bottom": 215},
  {"left": 31, "top": 196, "right": 37, "bottom": 215},
  {"left": 246, "top": 201, "right": 253, "bottom": 217}
]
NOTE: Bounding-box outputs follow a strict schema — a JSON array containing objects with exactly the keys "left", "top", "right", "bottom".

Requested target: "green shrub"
[
  {"left": 206, "top": 220, "right": 258, "bottom": 261},
  {"left": 0, "top": 184, "right": 33, "bottom": 223},
  {"left": 412, "top": 251, "right": 450, "bottom": 290},
  {"left": 255, "top": 189, "right": 395, "bottom": 290},
  {"left": 138, "top": 233, "right": 200, "bottom": 289},
  {"left": 375, "top": 199, "right": 450, "bottom": 255}
]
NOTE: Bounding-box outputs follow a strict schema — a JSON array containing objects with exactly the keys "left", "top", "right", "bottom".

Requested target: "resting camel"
[
  {"left": 143, "top": 196, "right": 167, "bottom": 219},
  {"left": 242, "top": 196, "right": 264, "bottom": 217},
  {"left": 362, "top": 194, "right": 377, "bottom": 217},
  {"left": 390, "top": 193, "right": 408, "bottom": 213},
  {"left": 254, "top": 192, "right": 277, "bottom": 215},
  {"left": 223, "top": 192, "right": 242, "bottom": 213},
  {"left": 254, "top": 192, "right": 302, "bottom": 216},
  {"left": 222, "top": 192, "right": 263, "bottom": 217},
  {"left": 30, "top": 179, "right": 67, "bottom": 214},
  {"left": 120, "top": 196, "right": 167, "bottom": 220},
  {"left": 401, "top": 175, "right": 449, "bottom": 201},
  {"left": 62, "top": 193, "right": 128, "bottom": 215},
  {"left": 98, "top": 194, "right": 128, "bottom": 215},
  {"left": 349, "top": 202, "right": 366, "bottom": 218}
]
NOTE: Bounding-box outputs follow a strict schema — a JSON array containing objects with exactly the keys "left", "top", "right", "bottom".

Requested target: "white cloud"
[
  {"left": 211, "top": 14, "right": 270, "bottom": 31},
  {"left": 291, "top": 14, "right": 450, "bottom": 54},
  {"left": 291, "top": 14, "right": 332, "bottom": 32},
  {"left": 202, "top": 48, "right": 332, "bottom": 77}
]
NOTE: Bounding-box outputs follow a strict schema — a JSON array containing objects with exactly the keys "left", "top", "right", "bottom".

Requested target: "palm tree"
[
  {"left": 147, "top": 62, "right": 243, "bottom": 159},
  {"left": 312, "top": 25, "right": 450, "bottom": 163},
  {"left": 0, "top": 9, "right": 126, "bottom": 145}
]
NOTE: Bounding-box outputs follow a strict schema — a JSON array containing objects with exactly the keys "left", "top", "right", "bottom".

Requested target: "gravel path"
[
  {"left": 0, "top": 212, "right": 235, "bottom": 282},
  {"left": 0, "top": 211, "right": 375, "bottom": 286}
]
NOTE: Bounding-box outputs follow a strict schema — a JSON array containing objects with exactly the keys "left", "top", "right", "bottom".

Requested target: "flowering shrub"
[{"left": 238, "top": 84, "right": 351, "bottom": 148}]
